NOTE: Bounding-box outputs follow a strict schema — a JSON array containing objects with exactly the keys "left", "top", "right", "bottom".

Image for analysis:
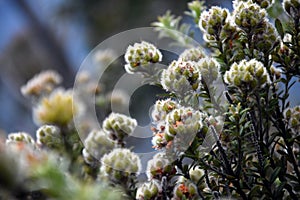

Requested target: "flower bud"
[
  {"left": 151, "top": 99, "right": 180, "bottom": 122},
  {"left": 33, "top": 88, "right": 79, "bottom": 126},
  {"left": 136, "top": 180, "right": 162, "bottom": 200},
  {"left": 146, "top": 152, "right": 176, "bottom": 180},
  {"left": 233, "top": 0, "right": 267, "bottom": 33},
  {"left": 100, "top": 148, "right": 141, "bottom": 182},
  {"left": 233, "top": 0, "right": 275, "bottom": 9},
  {"left": 196, "top": 58, "right": 221, "bottom": 83},
  {"left": 124, "top": 41, "right": 162, "bottom": 74},
  {"left": 199, "top": 6, "right": 229, "bottom": 41},
  {"left": 270, "top": 66, "right": 282, "bottom": 79},
  {"left": 284, "top": 106, "right": 300, "bottom": 134},
  {"left": 163, "top": 107, "right": 207, "bottom": 153},
  {"left": 253, "top": 21, "right": 279, "bottom": 54},
  {"left": 21, "top": 70, "right": 61, "bottom": 98},
  {"left": 283, "top": 33, "right": 292, "bottom": 43},
  {"left": 102, "top": 112, "right": 137, "bottom": 142},
  {"left": 224, "top": 59, "right": 271, "bottom": 92},
  {"left": 179, "top": 48, "right": 206, "bottom": 62},
  {"left": 161, "top": 60, "right": 201, "bottom": 97},
  {"left": 82, "top": 129, "right": 116, "bottom": 165},
  {"left": 6, "top": 132, "right": 35, "bottom": 147},
  {"left": 189, "top": 166, "right": 205, "bottom": 184},
  {"left": 172, "top": 176, "right": 199, "bottom": 199},
  {"left": 36, "top": 125, "right": 63, "bottom": 150}
]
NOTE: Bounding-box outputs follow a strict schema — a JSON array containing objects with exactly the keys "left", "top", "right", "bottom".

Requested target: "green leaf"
[
  {"left": 229, "top": 116, "right": 236, "bottom": 122},
  {"left": 275, "top": 19, "right": 284, "bottom": 38},
  {"left": 152, "top": 10, "right": 195, "bottom": 47},
  {"left": 185, "top": 0, "right": 206, "bottom": 24},
  {"left": 274, "top": 182, "right": 285, "bottom": 199},
  {"left": 270, "top": 167, "right": 281, "bottom": 183},
  {"left": 249, "top": 185, "right": 262, "bottom": 198}
]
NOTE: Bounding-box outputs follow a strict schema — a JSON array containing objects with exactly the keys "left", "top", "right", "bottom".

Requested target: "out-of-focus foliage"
[{"left": 1, "top": 0, "right": 300, "bottom": 199}]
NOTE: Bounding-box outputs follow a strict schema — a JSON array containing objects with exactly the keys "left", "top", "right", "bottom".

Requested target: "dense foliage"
[{"left": 1, "top": 0, "right": 299, "bottom": 199}]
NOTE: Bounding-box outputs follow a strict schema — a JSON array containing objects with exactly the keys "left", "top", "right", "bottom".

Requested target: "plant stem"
[{"left": 211, "top": 126, "right": 248, "bottom": 199}]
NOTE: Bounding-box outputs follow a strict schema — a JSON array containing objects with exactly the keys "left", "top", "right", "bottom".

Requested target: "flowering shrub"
[
  {"left": 124, "top": 41, "right": 162, "bottom": 75},
  {"left": 1, "top": 0, "right": 300, "bottom": 199},
  {"left": 224, "top": 59, "right": 271, "bottom": 93}
]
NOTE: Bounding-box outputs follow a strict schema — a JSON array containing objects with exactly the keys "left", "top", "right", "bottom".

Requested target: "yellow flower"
[{"left": 33, "top": 88, "right": 78, "bottom": 126}]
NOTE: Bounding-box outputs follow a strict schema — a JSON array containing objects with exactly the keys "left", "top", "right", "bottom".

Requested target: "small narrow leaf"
[
  {"left": 270, "top": 167, "right": 281, "bottom": 183},
  {"left": 275, "top": 19, "right": 284, "bottom": 38}
]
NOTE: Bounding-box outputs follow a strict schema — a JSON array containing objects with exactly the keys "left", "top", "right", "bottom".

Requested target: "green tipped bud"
[
  {"left": 224, "top": 59, "right": 271, "bottom": 92},
  {"left": 102, "top": 112, "right": 137, "bottom": 142},
  {"left": 36, "top": 125, "right": 63, "bottom": 150},
  {"left": 124, "top": 41, "right": 162, "bottom": 74},
  {"left": 233, "top": 1, "right": 267, "bottom": 32},
  {"left": 100, "top": 148, "right": 141, "bottom": 182},
  {"left": 284, "top": 106, "right": 300, "bottom": 134},
  {"left": 199, "top": 6, "right": 229, "bottom": 42},
  {"left": 136, "top": 180, "right": 162, "bottom": 200},
  {"left": 6, "top": 132, "right": 35, "bottom": 147},
  {"left": 161, "top": 60, "right": 202, "bottom": 97}
]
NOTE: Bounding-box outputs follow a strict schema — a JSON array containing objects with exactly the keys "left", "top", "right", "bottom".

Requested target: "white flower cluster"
[
  {"left": 233, "top": 0, "right": 275, "bottom": 9},
  {"left": 136, "top": 180, "right": 162, "bottom": 200},
  {"left": 233, "top": 0, "right": 267, "bottom": 32},
  {"left": 172, "top": 176, "right": 199, "bottom": 200},
  {"left": 77, "top": 115, "right": 140, "bottom": 187},
  {"left": 102, "top": 112, "right": 137, "bottom": 142},
  {"left": 224, "top": 59, "right": 271, "bottom": 92},
  {"left": 82, "top": 129, "right": 116, "bottom": 165},
  {"left": 161, "top": 60, "right": 201, "bottom": 97},
  {"left": 179, "top": 47, "right": 206, "bottom": 62},
  {"left": 151, "top": 98, "right": 179, "bottom": 123},
  {"left": 189, "top": 165, "right": 205, "bottom": 184},
  {"left": 252, "top": 21, "right": 279, "bottom": 54},
  {"left": 6, "top": 132, "right": 35, "bottom": 147},
  {"left": 152, "top": 104, "right": 207, "bottom": 152},
  {"left": 124, "top": 41, "right": 162, "bottom": 74},
  {"left": 165, "top": 107, "right": 205, "bottom": 140},
  {"left": 151, "top": 99, "right": 180, "bottom": 149},
  {"left": 21, "top": 70, "right": 62, "bottom": 98},
  {"left": 197, "top": 57, "right": 220, "bottom": 83},
  {"left": 232, "top": 1, "right": 280, "bottom": 57},
  {"left": 165, "top": 107, "right": 206, "bottom": 154},
  {"left": 161, "top": 57, "right": 221, "bottom": 98},
  {"left": 36, "top": 125, "right": 63, "bottom": 150},
  {"left": 199, "top": 6, "right": 229, "bottom": 42},
  {"left": 100, "top": 148, "right": 141, "bottom": 180},
  {"left": 284, "top": 106, "right": 300, "bottom": 134},
  {"left": 146, "top": 152, "right": 176, "bottom": 180},
  {"left": 198, "top": 0, "right": 279, "bottom": 61},
  {"left": 2, "top": 137, "right": 49, "bottom": 187}
]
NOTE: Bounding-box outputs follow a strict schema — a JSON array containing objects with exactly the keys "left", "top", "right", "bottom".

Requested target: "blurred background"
[
  {"left": 0, "top": 0, "right": 232, "bottom": 135},
  {"left": 0, "top": 0, "right": 298, "bottom": 136}
]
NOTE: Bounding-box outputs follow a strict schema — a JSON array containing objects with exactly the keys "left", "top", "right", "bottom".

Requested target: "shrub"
[{"left": 1, "top": 0, "right": 300, "bottom": 199}]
